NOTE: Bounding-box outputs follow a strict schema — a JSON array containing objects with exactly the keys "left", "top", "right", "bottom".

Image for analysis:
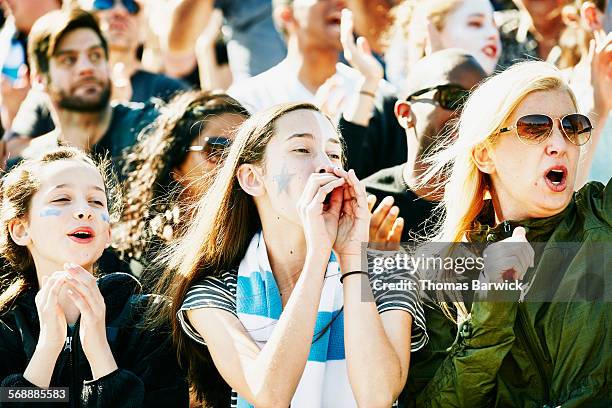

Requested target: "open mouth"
[
  {"left": 67, "top": 227, "right": 95, "bottom": 243},
  {"left": 544, "top": 166, "right": 568, "bottom": 192},
  {"left": 74, "top": 80, "right": 103, "bottom": 92},
  {"left": 326, "top": 13, "right": 342, "bottom": 29},
  {"left": 482, "top": 44, "right": 498, "bottom": 59}
]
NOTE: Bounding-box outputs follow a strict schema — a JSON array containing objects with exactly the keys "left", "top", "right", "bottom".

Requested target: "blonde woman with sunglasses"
[{"left": 411, "top": 61, "right": 611, "bottom": 407}]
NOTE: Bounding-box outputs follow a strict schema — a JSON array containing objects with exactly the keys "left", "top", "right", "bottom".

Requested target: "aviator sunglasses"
[
  {"left": 406, "top": 84, "right": 469, "bottom": 111},
  {"left": 498, "top": 113, "right": 592, "bottom": 146},
  {"left": 186, "top": 136, "right": 232, "bottom": 164},
  {"left": 93, "top": 0, "right": 141, "bottom": 14}
]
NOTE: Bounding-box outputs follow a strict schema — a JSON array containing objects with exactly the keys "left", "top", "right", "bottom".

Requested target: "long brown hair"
[
  {"left": 0, "top": 147, "right": 119, "bottom": 315},
  {"left": 114, "top": 90, "right": 248, "bottom": 263},
  {"left": 149, "top": 102, "right": 325, "bottom": 403}
]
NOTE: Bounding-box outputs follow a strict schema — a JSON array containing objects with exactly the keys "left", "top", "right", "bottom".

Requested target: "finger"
[
  {"left": 65, "top": 263, "right": 98, "bottom": 290},
  {"left": 327, "top": 182, "right": 345, "bottom": 214},
  {"left": 375, "top": 206, "right": 399, "bottom": 241},
  {"left": 512, "top": 226, "right": 527, "bottom": 239},
  {"left": 66, "top": 276, "right": 100, "bottom": 310},
  {"left": 67, "top": 288, "right": 94, "bottom": 317},
  {"left": 348, "top": 169, "right": 368, "bottom": 209},
  {"left": 371, "top": 196, "right": 394, "bottom": 230},
  {"left": 302, "top": 173, "right": 342, "bottom": 204},
  {"left": 340, "top": 9, "right": 356, "bottom": 53},
  {"left": 45, "top": 275, "right": 67, "bottom": 310},
  {"left": 330, "top": 165, "right": 349, "bottom": 180},
  {"left": 15, "top": 65, "right": 30, "bottom": 88},
  {"left": 367, "top": 194, "right": 377, "bottom": 212},
  {"left": 425, "top": 19, "right": 443, "bottom": 54},
  {"left": 313, "top": 177, "right": 346, "bottom": 205},
  {"left": 65, "top": 264, "right": 103, "bottom": 305},
  {"left": 510, "top": 227, "right": 533, "bottom": 273},
  {"left": 65, "top": 270, "right": 103, "bottom": 308},
  {"left": 388, "top": 217, "right": 404, "bottom": 244},
  {"left": 356, "top": 36, "right": 371, "bottom": 56}
]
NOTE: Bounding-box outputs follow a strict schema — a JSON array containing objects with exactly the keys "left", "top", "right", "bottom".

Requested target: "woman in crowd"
[
  {"left": 555, "top": 0, "right": 611, "bottom": 184},
  {"left": 0, "top": 147, "right": 188, "bottom": 407},
  {"left": 114, "top": 90, "right": 248, "bottom": 284},
  {"left": 154, "top": 102, "right": 428, "bottom": 407},
  {"left": 388, "top": 0, "right": 501, "bottom": 80},
  {"left": 411, "top": 61, "right": 610, "bottom": 406}
]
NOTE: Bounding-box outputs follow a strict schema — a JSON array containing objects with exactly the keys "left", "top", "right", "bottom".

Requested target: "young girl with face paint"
[
  {"left": 154, "top": 102, "right": 428, "bottom": 407},
  {"left": 0, "top": 147, "right": 188, "bottom": 407}
]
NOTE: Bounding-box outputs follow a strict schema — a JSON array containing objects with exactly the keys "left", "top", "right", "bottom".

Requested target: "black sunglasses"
[
  {"left": 93, "top": 0, "right": 141, "bottom": 14},
  {"left": 406, "top": 84, "right": 469, "bottom": 111},
  {"left": 186, "top": 136, "right": 232, "bottom": 164},
  {"left": 498, "top": 113, "right": 592, "bottom": 146}
]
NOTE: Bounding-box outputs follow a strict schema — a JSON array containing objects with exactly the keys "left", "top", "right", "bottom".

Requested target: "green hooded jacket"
[{"left": 403, "top": 180, "right": 611, "bottom": 408}]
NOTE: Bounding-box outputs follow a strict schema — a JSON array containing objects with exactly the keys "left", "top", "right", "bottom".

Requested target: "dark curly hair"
[
  {"left": 0, "top": 146, "right": 120, "bottom": 314},
  {"left": 114, "top": 90, "right": 249, "bottom": 267}
]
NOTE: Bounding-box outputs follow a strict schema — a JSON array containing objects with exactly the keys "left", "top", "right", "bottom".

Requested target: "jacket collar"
[{"left": 467, "top": 199, "right": 574, "bottom": 243}]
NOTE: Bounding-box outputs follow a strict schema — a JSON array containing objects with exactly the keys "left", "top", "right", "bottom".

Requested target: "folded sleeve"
[
  {"left": 367, "top": 250, "right": 429, "bottom": 352},
  {"left": 177, "top": 271, "right": 237, "bottom": 345}
]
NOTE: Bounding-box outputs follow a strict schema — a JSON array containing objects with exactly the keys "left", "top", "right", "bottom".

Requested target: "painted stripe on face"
[
  {"left": 40, "top": 208, "right": 61, "bottom": 217},
  {"left": 101, "top": 212, "right": 110, "bottom": 223}
]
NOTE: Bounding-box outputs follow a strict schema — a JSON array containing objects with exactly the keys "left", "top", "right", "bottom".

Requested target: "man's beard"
[{"left": 57, "top": 83, "right": 112, "bottom": 113}]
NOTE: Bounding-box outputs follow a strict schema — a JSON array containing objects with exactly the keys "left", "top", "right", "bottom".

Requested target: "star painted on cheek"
[{"left": 273, "top": 164, "right": 296, "bottom": 195}]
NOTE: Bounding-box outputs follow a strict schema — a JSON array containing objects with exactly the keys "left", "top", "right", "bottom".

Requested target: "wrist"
[
  {"left": 338, "top": 253, "right": 363, "bottom": 274},
  {"left": 360, "top": 78, "right": 379, "bottom": 96},
  {"left": 36, "top": 336, "right": 65, "bottom": 355},
  {"left": 87, "top": 341, "right": 118, "bottom": 380}
]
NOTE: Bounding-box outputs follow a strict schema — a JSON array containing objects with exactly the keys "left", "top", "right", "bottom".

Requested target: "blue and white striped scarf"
[{"left": 236, "top": 231, "right": 356, "bottom": 408}]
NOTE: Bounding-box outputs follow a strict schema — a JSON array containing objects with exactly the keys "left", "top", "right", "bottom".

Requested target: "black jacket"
[
  {"left": 0, "top": 273, "right": 189, "bottom": 407},
  {"left": 339, "top": 91, "right": 407, "bottom": 180}
]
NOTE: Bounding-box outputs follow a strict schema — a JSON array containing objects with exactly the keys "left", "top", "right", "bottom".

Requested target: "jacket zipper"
[
  {"left": 63, "top": 324, "right": 80, "bottom": 408},
  {"left": 71, "top": 323, "right": 80, "bottom": 408},
  {"left": 493, "top": 223, "right": 552, "bottom": 404},
  {"left": 516, "top": 304, "right": 551, "bottom": 404},
  {"left": 63, "top": 334, "right": 74, "bottom": 407}
]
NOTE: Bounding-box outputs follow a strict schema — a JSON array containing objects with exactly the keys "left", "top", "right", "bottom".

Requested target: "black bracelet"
[{"left": 340, "top": 271, "right": 368, "bottom": 284}]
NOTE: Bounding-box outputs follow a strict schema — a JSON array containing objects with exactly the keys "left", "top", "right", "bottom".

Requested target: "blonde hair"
[{"left": 421, "top": 61, "right": 578, "bottom": 244}]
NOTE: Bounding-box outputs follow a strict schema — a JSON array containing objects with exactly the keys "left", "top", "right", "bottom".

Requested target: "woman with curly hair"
[{"left": 114, "top": 90, "right": 249, "bottom": 285}]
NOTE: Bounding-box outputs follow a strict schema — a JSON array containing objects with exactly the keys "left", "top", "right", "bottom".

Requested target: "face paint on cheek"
[
  {"left": 272, "top": 163, "right": 296, "bottom": 195},
  {"left": 40, "top": 208, "right": 61, "bottom": 217},
  {"left": 101, "top": 212, "right": 110, "bottom": 223}
]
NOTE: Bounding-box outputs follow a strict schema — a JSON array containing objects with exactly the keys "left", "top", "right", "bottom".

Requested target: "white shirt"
[{"left": 228, "top": 58, "right": 368, "bottom": 118}]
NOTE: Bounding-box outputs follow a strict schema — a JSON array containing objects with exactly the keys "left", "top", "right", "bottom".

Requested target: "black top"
[
  {"left": 8, "top": 70, "right": 185, "bottom": 139},
  {"left": 9, "top": 102, "right": 158, "bottom": 179},
  {"left": 129, "top": 70, "right": 188, "bottom": 103},
  {"left": 90, "top": 102, "right": 158, "bottom": 176},
  {"left": 0, "top": 273, "right": 189, "bottom": 408},
  {"left": 363, "top": 163, "right": 439, "bottom": 242},
  {"left": 338, "top": 91, "right": 407, "bottom": 180}
]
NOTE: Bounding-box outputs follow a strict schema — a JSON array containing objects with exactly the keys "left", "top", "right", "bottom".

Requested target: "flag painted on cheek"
[
  {"left": 40, "top": 208, "right": 61, "bottom": 217},
  {"left": 273, "top": 164, "right": 296, "bottom": 195}
]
